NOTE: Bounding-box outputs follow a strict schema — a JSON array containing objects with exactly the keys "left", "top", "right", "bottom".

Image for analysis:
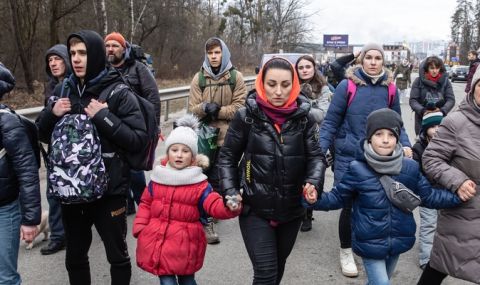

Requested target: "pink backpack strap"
[
  {"left": 387, "top": 83, "right": 396, "bottom": 108},
  {"left": 346, "top": 79, "right": 357, "bottom": 107}
]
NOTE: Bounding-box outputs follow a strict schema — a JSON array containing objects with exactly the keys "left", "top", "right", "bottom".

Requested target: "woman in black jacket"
[
  {"left": 0, "top": 63, "right": 41, "bottom": 284},
  {"left": 409, "top": 56, "right": 455, "bottom": 135},
  {"left": 218, "top": 57, "right": 325, "bottom": 284}
]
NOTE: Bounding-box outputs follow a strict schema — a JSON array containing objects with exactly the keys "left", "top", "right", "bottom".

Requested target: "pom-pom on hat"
[
  {"left": 165, "top": 114, "right": 200, "bottom": 156},
  {"left": 104, "top": 32, "right": 126, "bottom": 48},
  {"left": 422, "top": 111, "right": 443, "bottom": 130},
  {"left": 366, "top": 108, "right": 403, "bottom": 142}
]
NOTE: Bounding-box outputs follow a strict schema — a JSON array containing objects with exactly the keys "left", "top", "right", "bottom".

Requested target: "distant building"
[{"left": 383, "top": 44, "right": 410, "bottom": 64}]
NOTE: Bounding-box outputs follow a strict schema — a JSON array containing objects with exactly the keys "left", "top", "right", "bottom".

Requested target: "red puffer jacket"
[{"left": 133, "top": 163, "right": 239, "bottom": 276}]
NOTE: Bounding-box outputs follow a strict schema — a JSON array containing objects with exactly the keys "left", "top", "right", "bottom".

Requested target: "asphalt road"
[{"left": 17, "top": 77, "right": 475, "bottom": 285}]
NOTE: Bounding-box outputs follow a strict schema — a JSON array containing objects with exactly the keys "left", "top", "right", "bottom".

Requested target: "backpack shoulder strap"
[
  {"left": 198, "top": 183, "right": 213, "bottom": 224},
  {"left": 60, "top": 78, "right": 71, "bottom": 98},
  {"left": 98, "top": 83, "right": 129, "bottom": 103},
  {"left": 387, "top": 83, "right": 396, "bottom": 108},
  {"left": 198, "top": 69, "right": 207, "bottom": 93},
  {"left": 346, "top": 79, "right": 357, "bottom": 107},
  {"left": 228, "top": 68, "right": 237, "bottom": 93},
  {"left": 147, "top": 181, "right": 154, "bottom": 196}
]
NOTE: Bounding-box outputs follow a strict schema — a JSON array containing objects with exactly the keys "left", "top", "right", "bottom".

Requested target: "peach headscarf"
[{"left": 254, "top": 57, "right": 301, "bottom": 108}]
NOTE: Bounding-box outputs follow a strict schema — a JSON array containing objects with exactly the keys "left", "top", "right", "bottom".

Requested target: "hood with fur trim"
[{"left": 345, "top": 65, "right": 394, "bottom": 87}]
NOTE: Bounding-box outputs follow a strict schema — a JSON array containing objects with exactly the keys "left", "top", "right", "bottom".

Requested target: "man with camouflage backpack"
[
  {"left": 104, "top": 31, "right": 160, "bottom": 216},
  {"left": 36, "top": 30, "right": 148, "bottom": 285},
  {"left": 189, "top": 37, "right": 247, "bottom": 244}
]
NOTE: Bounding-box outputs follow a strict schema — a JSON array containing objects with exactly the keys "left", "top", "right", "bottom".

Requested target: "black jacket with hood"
[
  {"left": 44, "top": 44, "right": 72, "bottom": 106},
  {"left": 409, "top": 61, "right": 455, "bottom": 134},
  {"left": 0, "top": 64, "right": 41, "bottom": 225},
  {"left": 115, "top": 42, "right": 161, "bottom": 125},
  {"left": 36, "top": 30, "right": 148, "bottom": 197}
]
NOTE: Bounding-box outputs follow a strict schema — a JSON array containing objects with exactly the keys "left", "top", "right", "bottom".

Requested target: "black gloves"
[{"left": 204, "top": 102, "right": 221, "bottom": 120}]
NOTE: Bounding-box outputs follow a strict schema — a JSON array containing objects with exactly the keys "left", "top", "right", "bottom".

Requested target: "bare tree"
[
  {"left": 48, "top": 0, "right": 88, "bottom": 46},
  {"left": 8, "top": 0, "right": 41, "bottom": 94}
]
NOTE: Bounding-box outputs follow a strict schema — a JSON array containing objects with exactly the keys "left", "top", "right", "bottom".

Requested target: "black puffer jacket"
[
  {"left": 116, "top": 44, "right": 161, "bottom": 125},
  {"left": 0, "top": 106, "right": 41, "bottom": 225},
  {"left": 36, "top": 30, "right": 148, "bottom": 197},
  {"left": 218, "top": 92, "right": 325, "bottom": 222}
]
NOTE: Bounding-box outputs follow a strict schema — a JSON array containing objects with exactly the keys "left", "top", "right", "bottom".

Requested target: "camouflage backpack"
[{"left": 48, "top": 113, "right": 107, "bottom": 204}]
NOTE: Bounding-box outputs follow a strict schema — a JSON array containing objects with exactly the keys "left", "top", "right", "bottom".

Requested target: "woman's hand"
[
  {"left": 403, "top": 147, "right": 413, "bottom": 158},
  {"left": 457, "top": 180, "right": 477, "bottom": 202},
  {"left": 303, "top": 183, "right": 317, "bottom": 204}
]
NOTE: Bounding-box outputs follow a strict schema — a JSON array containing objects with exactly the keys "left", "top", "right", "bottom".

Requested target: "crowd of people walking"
[{"left": 1, "top": 32, "right": 479, "bottom": 285}]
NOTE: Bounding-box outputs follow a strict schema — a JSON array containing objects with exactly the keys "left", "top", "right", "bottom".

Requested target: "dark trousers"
[
  {"left": 62, "top": 195, "right": 131, "bottom": 285},
  {"left": 240, "top": 212, "right": 302, "bottom": 285},
  {"left": 129, "top": 170, "right": 146, "bottom": 205},
  {"left": 417, "top": 263, "right": 448, "bottom": 285},
  {"left": 206, "top": 147, "right": 221, "bottom": 191},
  {"left": 47, "top": 195, "right": 65, "bottom": 243},
  {"left": 339, "top": 200, "right": 352, "bottom": 248}
]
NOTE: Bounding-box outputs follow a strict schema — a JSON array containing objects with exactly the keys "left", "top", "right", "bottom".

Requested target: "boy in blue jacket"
[{"left": 304, "top": 108, "right": 461, "bottom": 284}]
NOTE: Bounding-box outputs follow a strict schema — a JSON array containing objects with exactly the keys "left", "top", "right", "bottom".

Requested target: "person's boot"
[
  {"left": 300, "top": 209, "right": 313, "bottom": 232},
  {"left": 203, "top": 221, "right": 220, "bottom": 244},
  {"left": 339, "top": 248, "right": 358, "bottom": 277},
  {"left": 40, "top": 240, "right": 66, "bottom": 255}
]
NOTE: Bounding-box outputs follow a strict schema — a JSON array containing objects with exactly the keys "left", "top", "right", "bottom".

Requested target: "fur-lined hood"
[{"left": 345, "top": 65, "right": 394, "bottom": 86}]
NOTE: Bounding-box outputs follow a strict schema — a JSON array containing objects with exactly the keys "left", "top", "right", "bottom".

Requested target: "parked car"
[
  {"left": 444, "top": 64, "right": 452, "bottom": 78},
  {"left": 255, "top": 53, "right": 306, "bottom": 74},
  {"left": 451, "top": 65, "right": 469, "bottom": 82}
]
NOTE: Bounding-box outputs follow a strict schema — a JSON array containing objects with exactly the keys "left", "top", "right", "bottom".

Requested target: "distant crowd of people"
[{"left": 1, "top": 31, "right": 480, "bottom": 285}]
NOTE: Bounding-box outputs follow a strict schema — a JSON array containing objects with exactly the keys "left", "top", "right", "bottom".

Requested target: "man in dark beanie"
[
  {"left": 36, "top": 30, "right": 148, "bottom": 285},
  {"left": 0, "top": 63, "right": 41, "bottom": 284}
]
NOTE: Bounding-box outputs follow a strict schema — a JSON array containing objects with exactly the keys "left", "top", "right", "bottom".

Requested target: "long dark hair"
[{"left": 295, "top": 55, "right": 327, "bottom": 93}]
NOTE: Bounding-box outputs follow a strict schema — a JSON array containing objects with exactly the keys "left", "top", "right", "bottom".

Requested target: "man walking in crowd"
[
  {"left": 36, "top": 30, "right": 148, "bottom": 285},
  {"left": 0, "top": 63, "right": 41, "bottom": 285},
  {"left": 40, "top": 44, "right": 71, "bottom": 255},
  {"left": 104, "top": 32, "right": 161, "bottom": 215},
  {"left": 465, "top": 50, "right": 480, "bottom": 94},
  {"left": 189, "top": 37, "right": 247, "bottom": 244},
  {"left": 394, "top": 59, "right": 412, "bottom": 104}
]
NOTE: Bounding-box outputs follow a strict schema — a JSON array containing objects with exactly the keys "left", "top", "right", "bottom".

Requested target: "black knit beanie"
[{"left": 366, "top": 108, "right": 403, "bottom": 141}]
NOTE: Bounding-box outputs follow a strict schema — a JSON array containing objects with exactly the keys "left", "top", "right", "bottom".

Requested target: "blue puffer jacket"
[
  {"left": 320, "top": 66, "right": 411, "bottom": 184},
  {"left": 308, "top": 144, "right": 461, "bottom": 259}
]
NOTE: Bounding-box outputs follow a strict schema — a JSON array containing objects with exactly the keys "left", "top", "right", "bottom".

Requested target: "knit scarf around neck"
[
  {"left": 360, "top": 67, "right": 385, "bottom": 84},
  {"left": 256, "top": 96, "right": 298, "bottom": 133},
  {"left": 363, "top": 141, "right": 403, "bottom": 175},
  {"left": 425, "top": 72, "right": 442, "bottom": 82}
]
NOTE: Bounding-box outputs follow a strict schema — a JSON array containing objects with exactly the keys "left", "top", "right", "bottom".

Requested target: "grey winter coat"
[
  {"left": 300, "top": 83, "right": 331, "bottom": 124},
  {"left": 422, "top": 93, "right": 480, "bottom": 283}
]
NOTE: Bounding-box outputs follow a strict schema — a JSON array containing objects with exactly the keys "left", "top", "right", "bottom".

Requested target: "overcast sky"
[{"left": 304, "top": 0, "right": 457, "bottom": 44}]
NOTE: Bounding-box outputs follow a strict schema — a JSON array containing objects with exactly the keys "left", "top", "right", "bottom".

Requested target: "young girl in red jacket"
[{"left": 133, "top": 114, "right": 242, "bottom": 285}]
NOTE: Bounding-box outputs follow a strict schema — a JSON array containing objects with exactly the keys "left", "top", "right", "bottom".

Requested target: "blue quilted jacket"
[
  {"left": 308, "top": 145, "right": 461, "bottom": 259},
  {"left": 320, "top": 66, "right": 411, "bottom": 185}
]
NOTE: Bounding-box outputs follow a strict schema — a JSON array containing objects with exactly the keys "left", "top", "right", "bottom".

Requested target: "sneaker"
[
  {"left": 300, "top": 217, "right": 312, "bottom": 232},
  {"left": 40, "top": 241, "right": 66, "bottom": 255},
  {"left": 339, "top": 248, "right": 358, "bottom": 277},
  {"left": 203, "top": 222, "right": 220, "bottom": 244}
]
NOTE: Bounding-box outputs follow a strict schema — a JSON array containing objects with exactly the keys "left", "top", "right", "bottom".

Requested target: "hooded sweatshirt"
[
  {"left": 44, "top": 44, "right": 72, "bottom": 105},
  {"left": 202, "top": 37, "right": 233, "bottom": 80}
]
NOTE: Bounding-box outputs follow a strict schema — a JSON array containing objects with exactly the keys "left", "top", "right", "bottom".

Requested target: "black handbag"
[{"left": 379, "top": 175, "right": 421, "bottom": 213}]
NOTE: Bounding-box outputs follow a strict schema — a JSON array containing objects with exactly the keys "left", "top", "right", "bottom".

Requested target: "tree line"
[
  {"left": 0, "top": 0, "right": 312, "bottom": 94},
  {"left": 451, "top": 0, "right": 480, "bottom": 64}
]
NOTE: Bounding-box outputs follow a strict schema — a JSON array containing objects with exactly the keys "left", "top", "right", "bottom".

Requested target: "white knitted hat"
[{"left": 165, "top": 114, "right": 199, "bottom": 156}]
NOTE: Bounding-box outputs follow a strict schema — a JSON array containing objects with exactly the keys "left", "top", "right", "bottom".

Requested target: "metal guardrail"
[{"left": 17, "top": 76, "right": 256, "bottom": 121}]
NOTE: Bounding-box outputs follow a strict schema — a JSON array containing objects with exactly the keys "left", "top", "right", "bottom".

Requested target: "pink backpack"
[{"left": 346, "top": 79, "right": 396, "bottom": 108}]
